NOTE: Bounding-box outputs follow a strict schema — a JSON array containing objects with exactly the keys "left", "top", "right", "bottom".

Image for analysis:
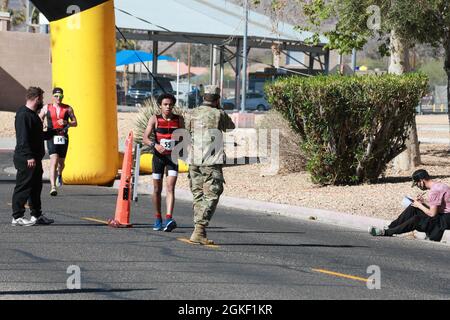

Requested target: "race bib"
[
  {"left": 160, "top": 139, "right": 175, "bottom": 151},
  {"left": 53, "top": 135, "right": 66, "bottom": 145}
]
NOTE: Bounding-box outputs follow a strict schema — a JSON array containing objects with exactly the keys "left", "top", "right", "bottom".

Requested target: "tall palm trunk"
[{"left": 445, "top": 35, "right": 450, "bottom": 151}]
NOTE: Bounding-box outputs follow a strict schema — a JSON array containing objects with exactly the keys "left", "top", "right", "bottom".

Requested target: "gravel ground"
[
  {"left": 0, "top": 112, "right": 15, "bottom": 138},
  {"left": 2, "top": 111, "right": 449, "bottom": 221},
  {"left": 416, "top": 115, "right": 449, "bottom": 125},
  {"left": 137, "top": 143, "right": 450, "bottom": 221}
]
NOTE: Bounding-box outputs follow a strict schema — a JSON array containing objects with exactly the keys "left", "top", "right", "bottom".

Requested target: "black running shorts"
[{"left": 152, "top": 152, "right": 178, "bottom": 177}]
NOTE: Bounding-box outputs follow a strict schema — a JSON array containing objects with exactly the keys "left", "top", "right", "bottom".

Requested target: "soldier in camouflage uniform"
[{"left": 187, "top": 85, "right": 235, "bottom": 245}]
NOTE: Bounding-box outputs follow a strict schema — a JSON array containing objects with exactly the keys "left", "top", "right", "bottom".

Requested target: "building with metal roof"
[{"left": 114, "top": 0, "right": 330, "bottom": 107}]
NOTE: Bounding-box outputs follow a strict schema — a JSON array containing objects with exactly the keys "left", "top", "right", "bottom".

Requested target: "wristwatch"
[{"left": 149, "top": 141, "right": 156, "bottom": 148}]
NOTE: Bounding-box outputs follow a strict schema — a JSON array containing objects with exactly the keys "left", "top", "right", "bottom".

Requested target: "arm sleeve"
[
  {"left": 15, "top": 113, "right": 33, "bottom": 159},
  {"left": 219, "top": 111, "right": 236, "bottom": 131}
]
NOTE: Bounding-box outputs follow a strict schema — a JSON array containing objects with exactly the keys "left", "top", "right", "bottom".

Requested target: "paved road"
[{"left": 0, "top": 151, "right": 449, "bottom": 300}]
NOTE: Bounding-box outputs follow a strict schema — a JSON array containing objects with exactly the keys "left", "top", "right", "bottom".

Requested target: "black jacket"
[{"left": 14, "top": 106, "right": 54, "bottom": 160}]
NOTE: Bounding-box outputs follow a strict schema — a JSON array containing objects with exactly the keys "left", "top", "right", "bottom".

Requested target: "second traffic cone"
[{"left": 108, "top": 131, "right": 133, "bottom": 228}]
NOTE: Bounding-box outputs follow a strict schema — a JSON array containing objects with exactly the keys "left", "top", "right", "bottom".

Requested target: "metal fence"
[{"left": 417, "top": 103, "right": 449, "bottom": 115}]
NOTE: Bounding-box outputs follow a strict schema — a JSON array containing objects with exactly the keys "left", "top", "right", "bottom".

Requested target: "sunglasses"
[{"left": 53, "top": 94, "right": 64, "bottom": 99}]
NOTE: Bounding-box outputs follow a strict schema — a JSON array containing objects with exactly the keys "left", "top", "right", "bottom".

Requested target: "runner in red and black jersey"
[
  {"left": 143, "top": 93, "right": 184, "bottom": 232},
  {"left": 39, "top": 87, "right": 77, "bottom": 196}
]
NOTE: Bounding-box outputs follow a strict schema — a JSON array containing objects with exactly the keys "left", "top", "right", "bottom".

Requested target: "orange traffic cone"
[{"left": 108, "top": 131, "right": 133, "bottom": 228}]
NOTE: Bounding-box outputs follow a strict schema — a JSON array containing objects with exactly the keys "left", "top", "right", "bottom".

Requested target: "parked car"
[
  {"left": 187, "top": 89, "right": 203, "bottom": 108},
  {"left": 221, "top": 92, "right": 271, "bottom": 111},
  {"left": 125, "top": 77, "right": 174, "bottom": 106},
  {"left": 116, "top": 84, "right": 126, "bottom": 105}
]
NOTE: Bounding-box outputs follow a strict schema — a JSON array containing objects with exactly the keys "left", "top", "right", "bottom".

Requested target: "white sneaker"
[
  {"left": 12, "top": 217, "right": 36, "bottom": 227},
  {"left": 50, "top": 187, "right": 57, "bottom": 196},
  {"left": 30, "top": 215, "right": 55, "bottom": 225}
]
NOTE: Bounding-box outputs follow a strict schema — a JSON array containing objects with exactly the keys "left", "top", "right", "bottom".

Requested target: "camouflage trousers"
[{"left": 188, "top": 165, "right": 224, "bottom": 227}]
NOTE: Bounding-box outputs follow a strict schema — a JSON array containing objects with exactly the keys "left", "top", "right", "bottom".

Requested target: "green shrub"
[{"left": 265, "top": 73, "right": 428, "bottom": 185}]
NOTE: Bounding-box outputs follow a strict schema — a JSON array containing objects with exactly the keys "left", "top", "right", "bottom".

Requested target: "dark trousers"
[
  {"left": 12, "top": 156, "right": 43, "bottom": 219},
  {"left": 386, "top": 205, "right": 446, "bottom": 241}
]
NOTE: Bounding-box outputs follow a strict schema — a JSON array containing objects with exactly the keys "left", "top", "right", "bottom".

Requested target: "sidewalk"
[
  {"left": 0, "top": 138, "right": 15, "bottom": 150},
  {"left": 127, "top": 180, "right": 450, "bottom": 246}
]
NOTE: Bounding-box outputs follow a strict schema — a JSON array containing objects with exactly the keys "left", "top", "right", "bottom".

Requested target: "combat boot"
[{"left": 189, "top": 224, "right": 214, "bottom": 245}]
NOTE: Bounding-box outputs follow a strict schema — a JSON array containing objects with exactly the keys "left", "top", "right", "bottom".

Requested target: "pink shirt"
[{"left": 428, "top": 182, "right": 450, "bottom": 213}]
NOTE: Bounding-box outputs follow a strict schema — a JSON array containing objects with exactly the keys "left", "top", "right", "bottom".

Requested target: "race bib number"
[
  {"left": 53, "top": 136, "right": 66, "bottom": 145},
  {"left": 160, "top": 139, "right": 175, "bottom": 151}
]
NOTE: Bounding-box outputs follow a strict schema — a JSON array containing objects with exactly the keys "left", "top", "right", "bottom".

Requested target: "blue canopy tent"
[{"left": 116, "top": 50, "right": 176, "bottom": 66}]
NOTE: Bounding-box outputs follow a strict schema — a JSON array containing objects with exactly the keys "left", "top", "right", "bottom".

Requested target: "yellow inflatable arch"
[
  {"left": 33, "top": 0, "right": 189, "bottom": 182},
  {"left": 33, "top": 0, "right": 118, "bottom": 185}
]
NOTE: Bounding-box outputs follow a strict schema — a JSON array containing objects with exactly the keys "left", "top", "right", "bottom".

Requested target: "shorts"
[
  {"left": 152, "top": 152, "right": 178, "bottom": 180},
  {"left": 47, "top": 137, "right": 69, "bottom": 158}
]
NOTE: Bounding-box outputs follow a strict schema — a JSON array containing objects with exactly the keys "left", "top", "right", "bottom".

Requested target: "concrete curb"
[{"left": 128, "top": 181, "right": 450, "bottom": 246}]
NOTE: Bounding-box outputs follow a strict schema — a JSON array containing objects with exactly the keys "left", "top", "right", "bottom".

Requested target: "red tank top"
[
  {"left": 46, "top": 103, "right": 70, "bottom": 131},
  {"left": 155, "top": 115, "right": 180, "bottom": 155}
]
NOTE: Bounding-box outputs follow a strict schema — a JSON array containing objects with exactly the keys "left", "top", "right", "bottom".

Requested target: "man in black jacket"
[{"left": 12, "top": 87, "right": 55, "bottom": 226}]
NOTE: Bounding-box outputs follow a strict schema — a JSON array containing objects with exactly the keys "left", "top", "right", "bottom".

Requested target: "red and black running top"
[
  {"left": 46, "top": 104, "right": 71, "bottom": 136},
  {"left": 155, "top": 115, "right": 181, "bottom": 155}
]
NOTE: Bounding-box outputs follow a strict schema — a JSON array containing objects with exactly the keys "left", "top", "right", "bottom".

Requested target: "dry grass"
[{"left": 256, "top": 109, "right": 306, "bottom": 173}]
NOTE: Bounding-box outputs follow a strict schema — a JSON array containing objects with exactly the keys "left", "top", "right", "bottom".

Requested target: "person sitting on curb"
[{"left": 369, "top": 169, "right": 450, "bottom": 241}]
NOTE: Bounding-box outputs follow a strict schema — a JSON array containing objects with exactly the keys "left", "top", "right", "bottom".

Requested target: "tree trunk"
[
  {"left": 409, "top": 117, "right": 421, "bottom": 165},
  {"left": 388, "top": 29, "right": 410, "bottom": 75},
  {"left": 271, "top": 43, "right": 281, "bottom": 69},
  {"left": 445, "top": 36, "right": 450, "bottom": 151},
  {"left": 389, "top": 28, "right": 421, "bottom": 171}
]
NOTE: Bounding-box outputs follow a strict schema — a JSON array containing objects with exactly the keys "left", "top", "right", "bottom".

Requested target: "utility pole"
[
  {"left": 240, "top": 0, "right": 248, "bottom": 113},
  {"left": 351, "top": 48, "right": 357, "bottom": 73},
  {"left": 187, "top": 43, "right": 191, "bottom": 98},
  {"left": 26, "top": 0, "right": 34, "bottom": 33}
]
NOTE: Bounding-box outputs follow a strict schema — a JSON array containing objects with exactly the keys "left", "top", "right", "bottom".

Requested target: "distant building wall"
[{"left": 0, "top": 31, "right": 52, "bottom": 112}]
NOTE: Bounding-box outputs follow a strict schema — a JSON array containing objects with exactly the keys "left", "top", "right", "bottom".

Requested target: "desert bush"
[{"left": 265, "top": 73, "right": 428, "bottom": 185}]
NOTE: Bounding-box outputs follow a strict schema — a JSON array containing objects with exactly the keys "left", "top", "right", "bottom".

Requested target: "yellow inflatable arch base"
[{"left": 32, "top": 0, "right": 118, "bottom": 185}]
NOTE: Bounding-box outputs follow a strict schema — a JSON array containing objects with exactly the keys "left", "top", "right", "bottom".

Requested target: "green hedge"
[{"left": 265, "top": 73, "right": 428, "bottom": 185}]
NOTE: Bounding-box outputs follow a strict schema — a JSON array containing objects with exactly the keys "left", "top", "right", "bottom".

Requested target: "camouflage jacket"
[{"left": 186, "top": 104, "right": 235, "bottom": 166}]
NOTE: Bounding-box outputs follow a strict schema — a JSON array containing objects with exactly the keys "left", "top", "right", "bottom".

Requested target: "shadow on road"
[
  {"left": 372, "top": 174, "right": 450, "bottom": 185},
  {"left": 219, "top": 243, "right": 368, "bottom": 248},
  {"left": 51, "top": 223, "right": 109, "bottom": 227},
  {"left": 0, "top": 179, "right": 16, "bottom": 184},
  {"left": 213, "top": 230, "right": 306, "bottom": 235},
  {"left": 0, "top": 288, "right": 155, "bottom": 296},
  {"left": 54, "top": 194, "right": 117, "bottom": 198}
]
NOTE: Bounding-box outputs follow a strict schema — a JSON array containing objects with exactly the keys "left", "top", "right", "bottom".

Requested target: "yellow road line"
[
  {"left": 177, "top": 237, "right": 220, "bottom": 249},
  {"left": 81, "top": 217, "right": 109, "bottom": 225},
  {"left": 312, "top": 268, "right": 369, "bottom": 283}
]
